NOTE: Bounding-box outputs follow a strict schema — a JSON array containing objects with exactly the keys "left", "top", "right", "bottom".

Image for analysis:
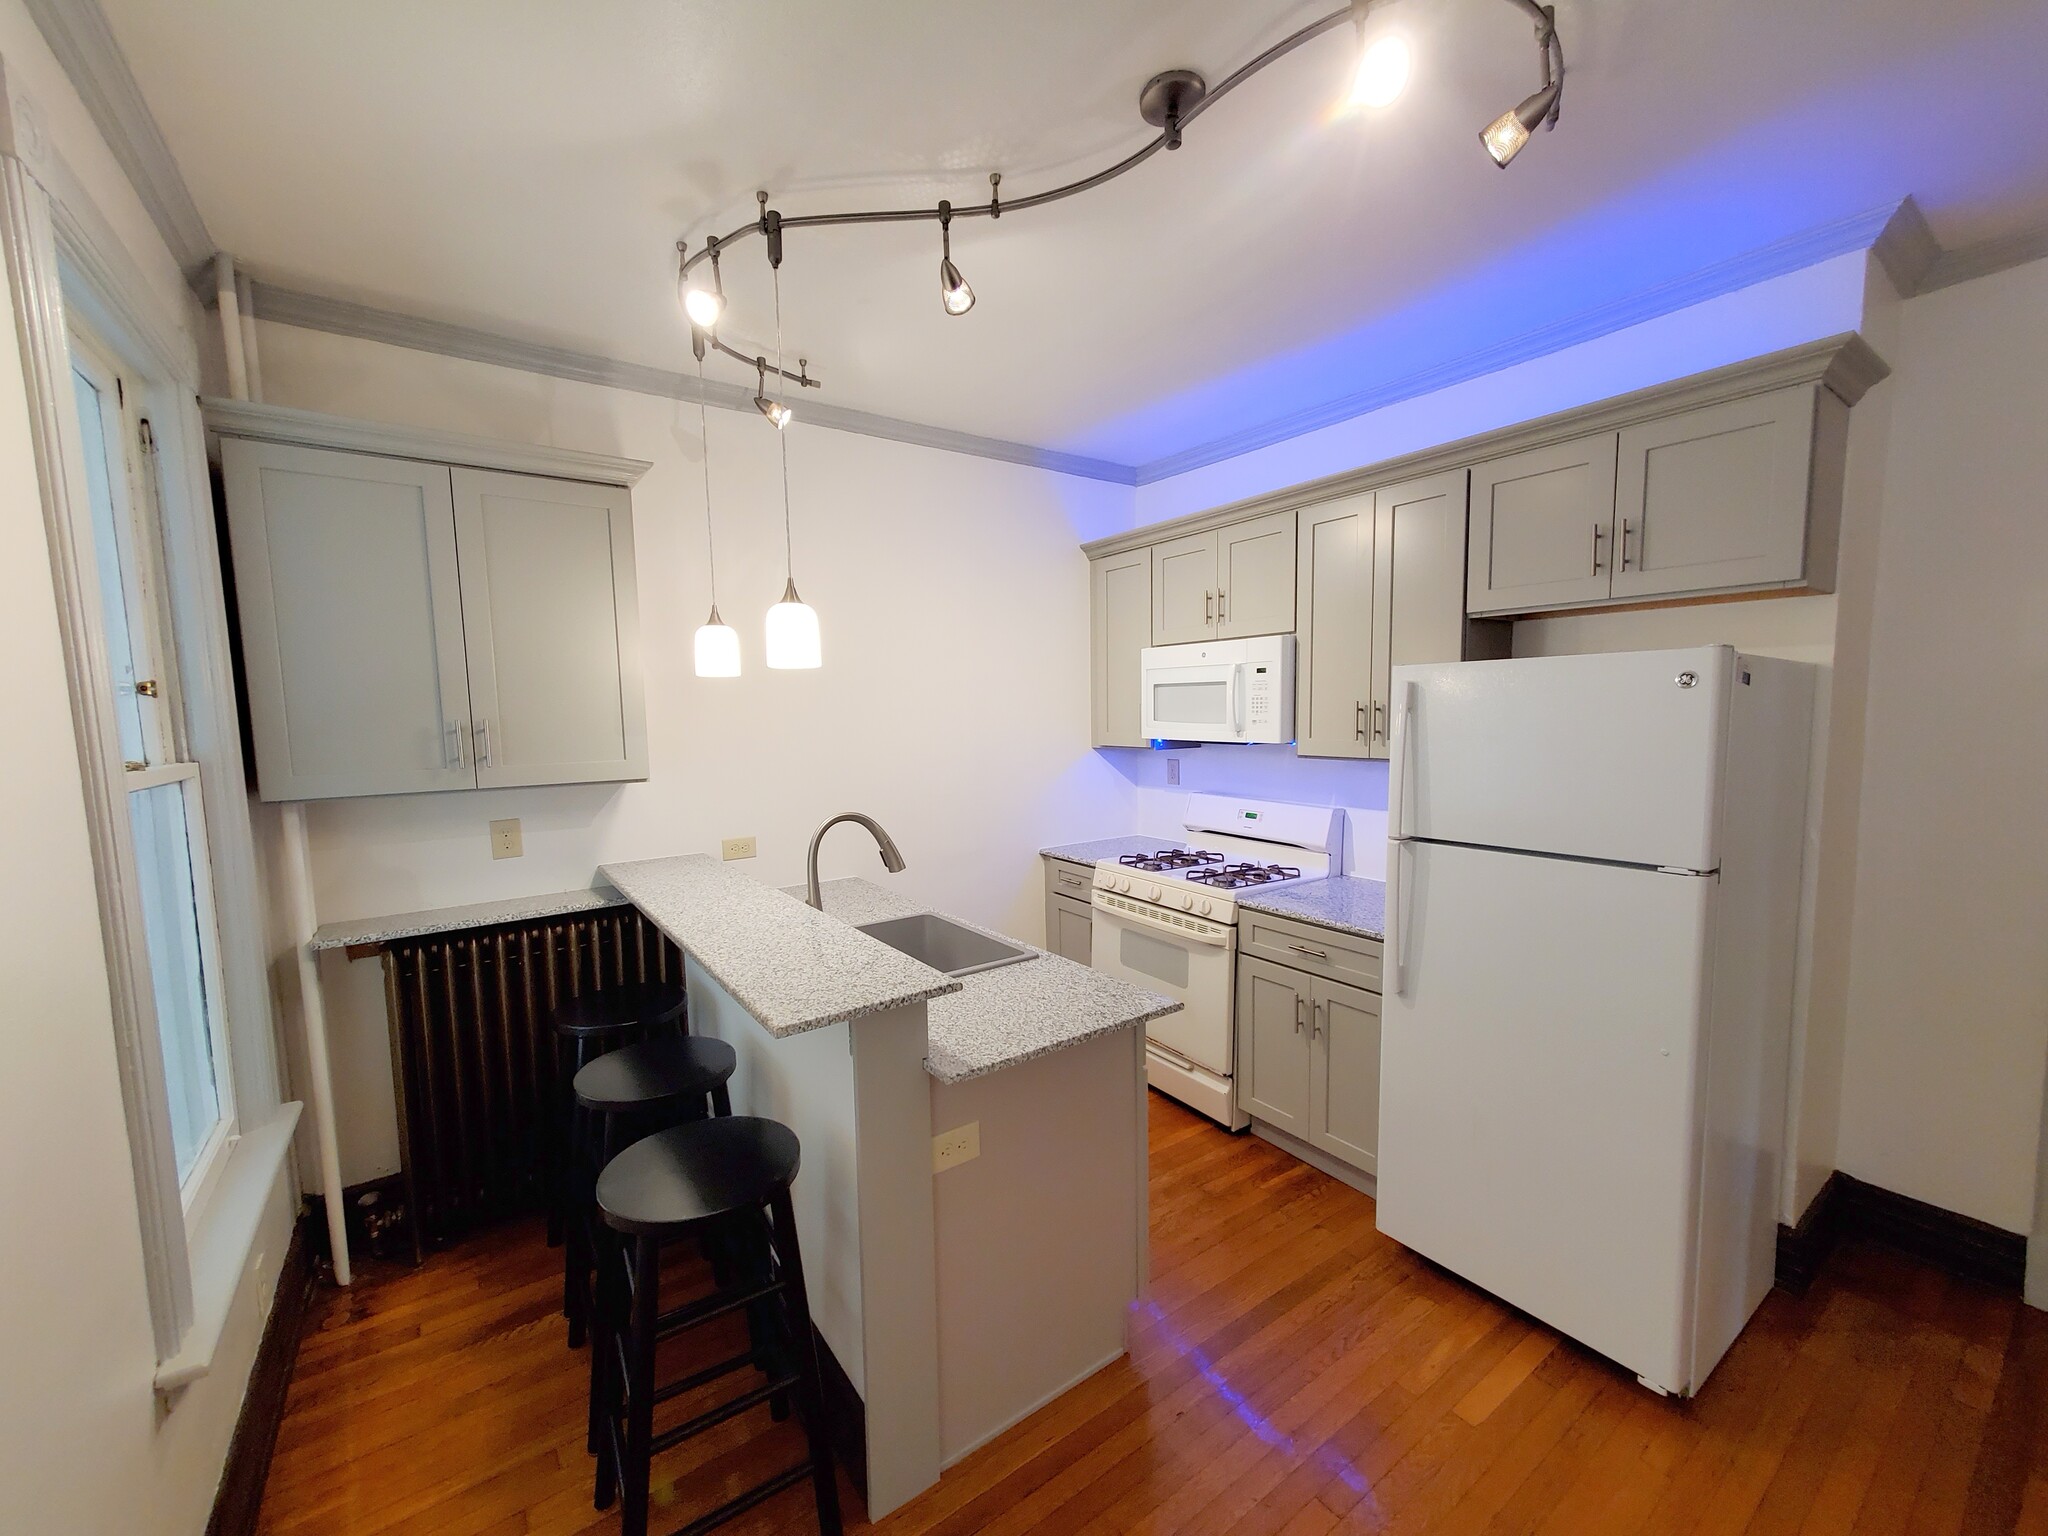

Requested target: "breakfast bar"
[{"left": 598, "top": 854, "right": 1178, "bottom": 1517}]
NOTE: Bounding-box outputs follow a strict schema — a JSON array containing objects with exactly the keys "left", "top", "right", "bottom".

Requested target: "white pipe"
[
  {"left": 213, "top": 252, "right": 248, "bottom": 403},
  {"left": 235, "top": 271, "right": 262, "bottom": 404},
  {"left": 280, "top": 803, "right": 350, "bottom": 1284},
  {"left": 214, "top": 250, "right": 349, "bottom": 1283}
]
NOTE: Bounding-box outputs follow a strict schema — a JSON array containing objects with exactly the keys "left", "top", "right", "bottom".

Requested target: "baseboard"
[
  {"left": 940, "top": 1346, "right": 1124, "bottom": 1470},
  {"left": 1776, "top": 1171, "right": 2028, "bottom": 1294},
  {"left": 1248, "top": 1120, "right": 1378, "bottom": 1199},
  {"left": 204, "top": 1214, "right": 317, "bottom": 1536}
]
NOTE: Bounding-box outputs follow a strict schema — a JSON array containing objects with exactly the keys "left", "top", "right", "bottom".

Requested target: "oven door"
[
  {"left": 1091, "top": 893, "right": 1236, "bottom": 1076},
  {"left": 1142, "top": 659, "right": 1243, "bottom": 744}
]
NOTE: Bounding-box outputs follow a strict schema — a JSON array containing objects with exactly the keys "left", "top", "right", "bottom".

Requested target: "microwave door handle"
[{"left": 1231, "top": 665, "right": 1246, "bottom": 738}]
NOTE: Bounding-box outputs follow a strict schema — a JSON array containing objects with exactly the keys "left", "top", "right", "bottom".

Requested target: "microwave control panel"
[{"left": 1243, "top": 664, "right": 1279, "bottom": 736}]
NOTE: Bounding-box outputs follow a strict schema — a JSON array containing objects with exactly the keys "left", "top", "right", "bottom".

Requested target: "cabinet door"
[
  {"left": 1311, "top": 977, "right": 1381, "bottom": 1174},
  {"left": 1611, "top": 385, "right": 1816, "bottom": 600},
  {"left": 1236, "top": 956, "right": 1312, "bottom": 1137},
  {"left": 1467, "top": 433, "right": 1618, "bottom": 615},
  {"left": 1216, "top": 509, "right": 1297, "bottom": 638},
  {"left": 1373, "top": 471, "right": 1473, "bottom": 756},
  {"left": 451, "top": 468, "right": 647, "bottom": 789},
  {"left": 1090, "top": 550, "right": 1152, "bottom": 747},
  {"left": 1046, "top": 893, "right": 1095, "bottom": 965},
  {"left": 220, "top": 439, "right": 474, "bottom": 800},
  {"left": 1294, "top": 493, "right": 1375, "bottom": 760},
  {"left": 1151, "top": 531, "right": 1218, "bottom": 644}
]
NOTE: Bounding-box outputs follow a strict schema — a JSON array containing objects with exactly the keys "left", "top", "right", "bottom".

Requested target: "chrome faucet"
[{"left": 805, "top": 812, "right": 907, "bottom": 909}]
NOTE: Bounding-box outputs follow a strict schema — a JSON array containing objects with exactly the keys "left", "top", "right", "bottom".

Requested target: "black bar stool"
[
  {"left": 565, "top": 1034, "right": 737, "bottom": 1352},
  {"left": 592, "top": 1117, "right": 841, "bottom": 1536},
  {"left": 547, "top": 981, "right": 687, "bottom": 1249}
]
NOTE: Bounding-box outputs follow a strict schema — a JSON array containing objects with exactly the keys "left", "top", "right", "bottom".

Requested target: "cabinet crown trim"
[
  {"left": 1080, "top": 332, "right": 1887, "bottom": 559},
  {"left": 202, "top": 398, "right": 653, "bottom": 487}
]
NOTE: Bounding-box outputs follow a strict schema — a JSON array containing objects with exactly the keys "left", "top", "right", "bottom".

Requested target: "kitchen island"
[{"left": 598, "top": 853, "right": 1178, "bottom": 1518}]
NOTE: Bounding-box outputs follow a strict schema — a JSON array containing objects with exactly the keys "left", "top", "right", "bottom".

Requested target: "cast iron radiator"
[{"left": 379, "top": 907, "right": 684, "bottom": 1253}]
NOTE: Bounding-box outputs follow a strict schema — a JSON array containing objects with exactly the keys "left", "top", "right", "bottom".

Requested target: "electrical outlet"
[
  {"left": 1166, "top": 757, "right": 1182, "bottom": 786},
  {"left": 490, "top": 818, "right": 523, "bottom": 859},
  {"left": 721, "top": 835, "right": 757, "bottom": 861},
  {"left": 932, "top": 1121, "right": 980, "bottom": 1173}
]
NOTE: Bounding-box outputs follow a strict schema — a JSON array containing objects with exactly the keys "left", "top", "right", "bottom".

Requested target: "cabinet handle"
[
  {"left": 473, "top": 719, "right": 492, "bottom": 768},
  {"left": 1288, "top": 943, "right": 1329, "bottom": 961},
  {"left": 1295, "top": 995, "right": 1307, "bottom": 1034},
  {"left": 1217, "top": 589, "right": 1226, "bottom": 622},
  {"left": 1373, "top": 700, "right": 1386, "bottom": 742},
  {"left": 1355, "top": 701, "right": 1366, "bottom": 741},
  {"left": 1619, "top": 518, "right": 1634, "bottom": 572},
  {"left": 444, "top": 721, "right": 462, "bottom": 768},
  {"left": 1311, "top": 1000, "right": 1322, "bottom": 1040},
  {"left": 1591, "top": 523, "right": 1605, "bottom": 575},
  {"left": 1205, "top": 590, "right": 1214, "bottom": 624}
]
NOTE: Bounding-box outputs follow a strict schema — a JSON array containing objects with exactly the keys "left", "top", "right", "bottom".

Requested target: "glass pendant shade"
[
  {"left": 940, "top": 258, "right": 975, "bottom": 316},
  {"left": 765, "top": 577, "right": 822, "bottom": 669},
  {"left": 693, "top": 605, "right": 741, "bottom": 677}
]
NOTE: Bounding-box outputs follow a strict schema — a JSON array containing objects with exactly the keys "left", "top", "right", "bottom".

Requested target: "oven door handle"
[{"left": 1091, "top": 894, "right": 1232, "bottom": 948}]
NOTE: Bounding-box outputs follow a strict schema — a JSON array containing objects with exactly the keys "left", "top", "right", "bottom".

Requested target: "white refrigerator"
[{"left": 1378, "top": 646, "right": 1813, "bottom": 1396}]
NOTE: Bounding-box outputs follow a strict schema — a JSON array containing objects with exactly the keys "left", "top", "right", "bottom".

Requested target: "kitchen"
[{"left": 4, "top": 4, "right": 2048, "bottom": 1536}]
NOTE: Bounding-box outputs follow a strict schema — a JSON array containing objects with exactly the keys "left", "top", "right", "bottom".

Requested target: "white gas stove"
[{"left": 1089, "top": 795, "right": 1345, "bottom": 1129}]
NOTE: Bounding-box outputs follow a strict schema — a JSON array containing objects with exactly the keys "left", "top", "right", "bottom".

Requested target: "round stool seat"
[
  {"left": 550, "top": 981, "right": 686, "bottom": 1039},
  {"left": 597, "top": 1117, "right": 800, "bottom": 1236},
  {"left": 573, "top": 1035, "right": 736, "bottom": 1114}
]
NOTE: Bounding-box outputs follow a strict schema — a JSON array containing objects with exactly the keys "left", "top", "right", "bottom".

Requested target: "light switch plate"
[
  {"left": 490, "top": 818, "right": 523, "bottom": 859},
  {"left": 932, "top": 1121, "right": 980, "bottom": 1173},
  {"left": 721, "top": 835, "right": 757, "bottom": 861}
]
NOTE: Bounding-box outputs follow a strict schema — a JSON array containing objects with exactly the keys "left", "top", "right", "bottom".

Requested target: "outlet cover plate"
[
  {"left": 721, "top": 835, "right": 757, "bottom": 861},
  {"left": 490, "top": 818, "right": 523, "bottom": 859},
  {"left": 932, "top": 1121, "right": 980, "bottom": 1173}
]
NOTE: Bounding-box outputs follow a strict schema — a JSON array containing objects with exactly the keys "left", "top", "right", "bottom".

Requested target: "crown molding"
[
  {"left": 1919, "top": 220, "right": 2048, "bottom": 294},
  {"left": 1869, "top": 195, "right": 1941, "bottom": 296},
  {"left": 1084, "top": 331, "right": 1888, "bottom": 558},
  {"left": 21, "top": 0, "right": 212, "bottom": 276},
  {"left": 1129, "top": 201, "right": 1911, "bottom": 486},
  {"left": 246, "top": 278, "right": 1138, "bottom": 486},
  {"left": 201, "top": 396, "right": 656, "bottom": 487}
]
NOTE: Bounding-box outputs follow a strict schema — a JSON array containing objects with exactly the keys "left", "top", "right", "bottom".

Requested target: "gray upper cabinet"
[
  {"left": 213, "top": 406, "right": 650, "bottom": 801},
  {"left": 1089, "top": 549, "right": 1151, "bottom": 747},
  {"left": 1297, "top": 471, "right": 1501, "bottom": 760},
  {"left": 1148, "top": 510, "right": 1297, "bottom": 646},
  {"left": 222, "top": 439, "right": 477, "bottom": 801},
  {"left": 1609, "top": 384, "right": 1822, "bottom": 601},
  {"left": 1467, "top": 433, "right": 1619, "bottom": 615},
  {"left": 451, "top": 468, "right": 646, "bottom": 788}
]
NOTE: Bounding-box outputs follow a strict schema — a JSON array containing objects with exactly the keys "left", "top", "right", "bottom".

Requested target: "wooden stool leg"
[
  {"left": 620, "top": 1231, "right": 660, "bottom": 1536},
  {"left": 771, "top": 1188, "right": 842, "bottom": 1536}
]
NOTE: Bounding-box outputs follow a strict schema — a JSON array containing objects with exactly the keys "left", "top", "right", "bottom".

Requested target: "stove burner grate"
[
  {"left": 1186, "top": 862, "right": 1304, "bottom": 889},
  {"left": 1119, "top": 848, "right": 1224, "bottom": 872}
]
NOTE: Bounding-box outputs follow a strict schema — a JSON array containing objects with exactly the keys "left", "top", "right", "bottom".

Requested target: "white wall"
[
  {"left": 249, "top": 320, "right": 1139, "bottom": 1184},
  {"left": 0, "top": 5, "right": 296, "bottom": 1529},
  {"left": 1832, "top": 256, "right": 2048, "bottom": 1234}
]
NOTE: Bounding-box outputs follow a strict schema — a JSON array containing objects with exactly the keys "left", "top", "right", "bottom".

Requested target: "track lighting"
[
  {"left": 681, "top": 237, "right": 726, "bottom": 329},
  {"left": 1480, "top": 79, "right": 1560, "bottom": 167},
  {"left": 754, "top": 358, "right": 792, "bottom": 428},
  {"left": 938, "top": 201, "right": 974, "bottom": 317}
]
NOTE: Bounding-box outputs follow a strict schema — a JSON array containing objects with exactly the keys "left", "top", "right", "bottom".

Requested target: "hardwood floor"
[{"left": 258, "top": 1094, "right": 2048, "bottom": 1535}]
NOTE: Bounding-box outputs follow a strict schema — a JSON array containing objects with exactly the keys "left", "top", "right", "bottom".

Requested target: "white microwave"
[{"left": 1140, "top": 635, "right": 1295, "bottom": 744}]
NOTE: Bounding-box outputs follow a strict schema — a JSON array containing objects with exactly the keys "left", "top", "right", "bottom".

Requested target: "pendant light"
[
  {"left": 762, "top": 262, "right": 821, "bottom": 669},
  {"left": 689, "top": 329, "right": 741, "bottom": 677}
]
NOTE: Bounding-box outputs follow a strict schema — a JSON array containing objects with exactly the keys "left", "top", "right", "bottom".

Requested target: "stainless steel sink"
[{"left": 856, "top": 913, "right": 1034, "bottom": 977}]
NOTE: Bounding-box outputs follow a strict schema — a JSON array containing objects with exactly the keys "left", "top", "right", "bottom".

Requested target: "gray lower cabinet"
[
  {"left": 1235, "top": 951, "right": 1383, "bottom": 1176},
  {"left": 1043, "top": 858, "right": 1097, "bottom": 963},
  {"left": 219, "top": 433, "right": 648, "bottom": 800},
  {"left": 1089, "top": 549, "right": 1151, "bottom": 747},
  {"left": 1296, "top": 470, "right": 1505, "bottom": 760}
]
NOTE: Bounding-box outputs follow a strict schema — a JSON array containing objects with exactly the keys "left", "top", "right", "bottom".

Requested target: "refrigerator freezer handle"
[{"left": 1387, "top": 679, "right": 1417, "bottom": 838}]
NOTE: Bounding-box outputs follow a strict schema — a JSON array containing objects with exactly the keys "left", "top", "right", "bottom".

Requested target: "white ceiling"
[{"left": 99, "top": 0, "right": 2048, "bottom": 470}]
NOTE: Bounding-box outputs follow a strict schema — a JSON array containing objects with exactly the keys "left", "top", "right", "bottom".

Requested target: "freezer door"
[
  {"left": 1378, "top": 840, "right": 1713, "bottom": 1393},
  {"left": 1388, "top": 646, "right": 1731, "bottom": 870}
]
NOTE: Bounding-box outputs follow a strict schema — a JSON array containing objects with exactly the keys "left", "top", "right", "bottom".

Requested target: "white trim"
[
  {"left": 1920, "top": 221, "right": 2048, "bottom": 294},
  {"left": 0, "top": 145, "right": 192, "bottom": 1357},
  {"left": 123, "top": 759, "right": 196, "bottom": 791},
  {"left": 203, "top": 394, "right": 655, "bottom": 487}
]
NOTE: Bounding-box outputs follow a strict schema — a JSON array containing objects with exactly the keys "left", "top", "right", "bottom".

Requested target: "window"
[{"left": 69, "top": 333, "right": 237, "bottom": 1209}]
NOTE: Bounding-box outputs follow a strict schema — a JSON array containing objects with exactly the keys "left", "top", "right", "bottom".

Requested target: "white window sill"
[{"left": 153, "top": 1102, "right": 302, "bottom": 1393}]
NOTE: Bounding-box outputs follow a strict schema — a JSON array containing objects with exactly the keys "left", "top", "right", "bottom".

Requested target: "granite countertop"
[
  {"left": 1236, "top": 875, "right": 1388, "bottom": 942},
  {"left": 1040, "top": 835, "right": 1186, "bottom": 866},
  {"left": 791, "top": 877, "right": 1181, "bottom": 1084},
  {"left": 601, "top": 855, "right": 960, "bottom": 1038},
  {"left": 309, "top": 885, "right": 630, "bottom": 950}
]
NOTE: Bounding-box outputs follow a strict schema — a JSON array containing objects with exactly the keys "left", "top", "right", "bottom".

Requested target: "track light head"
[
  {"left": 1481, "top": 79, "right": 1559, "bottom": 167},
  {"left": 754, "top": 358, "right": 792, "bottom": 428},
  {"left": 938, "top": 201, "right": 975, "bottom": 316},
  {"left": 682, "top": 239, "right": 726, "bottom": 329}
]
